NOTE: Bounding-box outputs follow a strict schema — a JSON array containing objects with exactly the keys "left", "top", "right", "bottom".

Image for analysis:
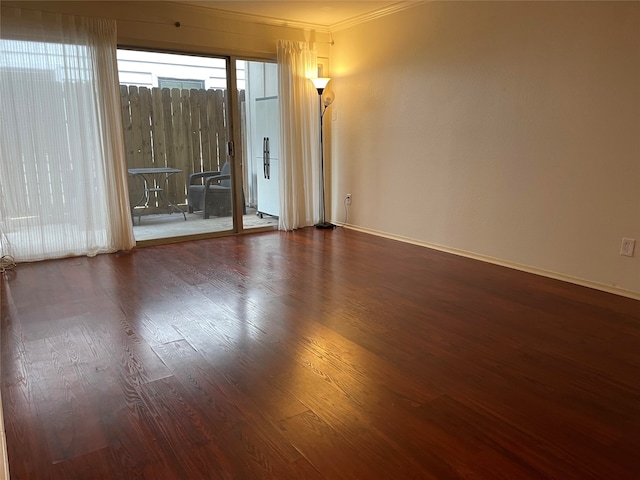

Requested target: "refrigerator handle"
[
  {"left": 266, "top": 137, "right": 270, "bottom": 179},
  {"left": 263, "top": 137, "right": 268, "bottom": 179}
]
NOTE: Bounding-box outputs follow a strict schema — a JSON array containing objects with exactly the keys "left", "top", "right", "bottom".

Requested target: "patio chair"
[{"left": 187, "top": 162, "right": 246, "bottom": 219}]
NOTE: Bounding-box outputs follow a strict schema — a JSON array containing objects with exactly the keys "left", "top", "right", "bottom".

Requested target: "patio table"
[{"left": 128, "top": 167, "right": 187, "bottom": 225}]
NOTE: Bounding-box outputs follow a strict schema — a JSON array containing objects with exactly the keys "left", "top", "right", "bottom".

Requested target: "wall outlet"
[
  {"left": 620, "top": 238, "right": 636, "bottom": 257},
  {"left": 345, "top": 194, "right": 352, "bottom": 205}
]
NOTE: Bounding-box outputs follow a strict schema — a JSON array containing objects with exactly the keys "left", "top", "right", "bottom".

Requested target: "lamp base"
[{"left": 315, "top": 221, "right": 335, "bottom": 229}]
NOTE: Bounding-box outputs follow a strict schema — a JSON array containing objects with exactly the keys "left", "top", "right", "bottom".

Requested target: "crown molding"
[
  {"left": 169, "top": 1, "right": 423, "bottom": 35},
  {"left": 330, "top": 1, "right": 422, "bottom": 32},
  {"left": 170, "top": 1, "right": 333, "bottom": 33}
]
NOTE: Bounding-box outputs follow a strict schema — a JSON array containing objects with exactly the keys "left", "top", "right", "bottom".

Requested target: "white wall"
[{"left": 330, "top": 1, "right": 640, "bottom": 297}]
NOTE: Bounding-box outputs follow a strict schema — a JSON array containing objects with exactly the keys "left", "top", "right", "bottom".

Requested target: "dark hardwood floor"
[{"left": 2, "top": 227, "right": 639, "bottom": 479}]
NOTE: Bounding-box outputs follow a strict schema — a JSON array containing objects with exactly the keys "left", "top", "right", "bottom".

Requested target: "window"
[{"left": 158, "top": 77, "right": 205, "bottom": 90}]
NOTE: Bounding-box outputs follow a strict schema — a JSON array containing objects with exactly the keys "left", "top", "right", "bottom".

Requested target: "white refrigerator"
[{"left": 255, "top": 97, "right": 279, "bottom": 217}]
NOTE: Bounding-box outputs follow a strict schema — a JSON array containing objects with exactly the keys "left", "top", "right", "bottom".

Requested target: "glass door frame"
[{"left": 227, "top": 55, "right": 243, "bottom": 235}]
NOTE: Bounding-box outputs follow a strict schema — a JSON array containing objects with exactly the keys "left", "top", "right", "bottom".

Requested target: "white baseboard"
[{"left": 342, "top": 224, "right": 640, "bottom": 301}]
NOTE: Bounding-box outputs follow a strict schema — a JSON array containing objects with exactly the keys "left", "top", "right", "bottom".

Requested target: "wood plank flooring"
[{"left": 1, "top": 227, "right": 639, "bottom": 479}]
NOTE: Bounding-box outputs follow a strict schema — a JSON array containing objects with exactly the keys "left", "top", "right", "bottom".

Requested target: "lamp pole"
[{"left": 312, "top": 78, "right": 334, "bottom": 229}]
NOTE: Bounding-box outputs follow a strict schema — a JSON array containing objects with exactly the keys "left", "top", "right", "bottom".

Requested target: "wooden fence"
[{"left": 120, "top": 85, "right": 245, "bottom": 210}]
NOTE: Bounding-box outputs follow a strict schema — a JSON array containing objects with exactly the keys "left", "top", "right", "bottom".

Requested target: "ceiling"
[{"left": 179, "top": 1, "right": 403, "bottom": 29}]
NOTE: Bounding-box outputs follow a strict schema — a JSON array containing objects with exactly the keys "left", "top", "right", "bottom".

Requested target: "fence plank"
[
  {"left": 198, "top": 89, "right": 211, "bottom": 171},
  {"left": 129, "top": 86, "right": 143, "bottom": 169},
  {"left": 172, "top": 89, "right": 187, "bottom": 176},
  {"left": 214, "top": 89, "right": 226, "bottom": 170},
  {"left": 128, "top": 86, "right": 150, "bottom": 209},
  {"left": 188, "top": 89, "right": 201, "bottom": 175},
  {"left": 161, "top": 88, "right": 175, "bottom": 169},
  {"left": 151, "top": 87, "right": 166, "bottom": 168},
  {"left": 172, "top": 88, "right": 189, "bottom": 203},
  {"left": 120, "top": 86, "right": 141, "bottom": 208},
  {"left": 206, "top": 89, "right": 218, "bottom": 171},
  {"left": 206, "top": 90, "right": 215, "bottom": 170},
  {"left": 120, "top": 86, "right": 134, "bottom": 168},
  {"left": 161, "top": 88, "right": 182, "bottom": 203},
  {"left": 139, "top": 87, "right": 153, "bottom": 169}
]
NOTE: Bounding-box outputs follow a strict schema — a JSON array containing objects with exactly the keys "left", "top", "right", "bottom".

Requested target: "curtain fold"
[
  {"left": 0, "top": 7, "right": 135, "bottom": 262},
  {"left": 277, "top": 40, "right": 320, "bottom": 230}
]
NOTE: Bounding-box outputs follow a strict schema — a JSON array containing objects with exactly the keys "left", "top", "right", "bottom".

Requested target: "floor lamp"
[{"left": 312, "top": 77, "right": 334, "bottom": 229}]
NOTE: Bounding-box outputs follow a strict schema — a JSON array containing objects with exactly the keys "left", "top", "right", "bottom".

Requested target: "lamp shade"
[{"left": 311, "top": 77, "right": 331, "bottom": 91}]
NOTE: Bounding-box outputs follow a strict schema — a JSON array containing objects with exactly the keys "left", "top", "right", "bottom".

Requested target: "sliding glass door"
[
  {"left": 115, "top": 50, "right": 280, "bottom": 243},
  {"left": 117, "top": 49, "right": 242, "bottom": 242}
]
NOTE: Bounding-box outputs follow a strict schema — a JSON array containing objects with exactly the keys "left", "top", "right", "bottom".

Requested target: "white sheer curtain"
[
  {"left": 277, "top": 40, "right": 320, "bottom": 230},
  {"left": 0, "top": 7, "right": 134, "bottom": 262}
]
